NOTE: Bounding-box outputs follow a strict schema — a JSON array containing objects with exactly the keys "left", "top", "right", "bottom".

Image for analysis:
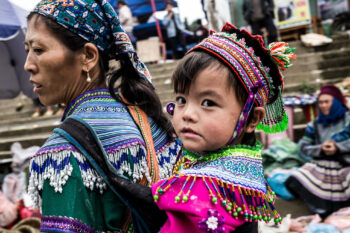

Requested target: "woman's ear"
[
  {"left": 81, "top": 43, "right": 99, "bottom": 72},
  {"left": 245, "top": 107, "right": 265, "bottom": 133}
]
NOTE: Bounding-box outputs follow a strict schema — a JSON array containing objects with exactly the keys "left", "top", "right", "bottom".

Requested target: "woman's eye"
[
  {"left": 33, "top": 48, "right": 43, "bottom": 54},
  {"left": 202, "top": 99, "right": 216, "bottom": 107},
  {"left": 176, "top": 97, "right": 186, "bottom": 105}
]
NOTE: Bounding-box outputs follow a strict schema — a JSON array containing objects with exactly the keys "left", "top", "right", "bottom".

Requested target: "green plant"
[{"left": 299, "top": 81, "right": 317, "bottom": 94}]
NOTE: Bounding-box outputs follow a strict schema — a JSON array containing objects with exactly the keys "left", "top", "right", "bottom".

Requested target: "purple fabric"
[
  {"left": 40, "top": 216, "right": 102, "bottom": 233},
  {"left": 152, "top": 176, "right": 246, "bottom": 233}
]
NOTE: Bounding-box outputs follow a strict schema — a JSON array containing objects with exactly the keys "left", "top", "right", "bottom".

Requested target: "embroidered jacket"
[{"left": 29, "top": 88, "right": 181, "bottom": 232}]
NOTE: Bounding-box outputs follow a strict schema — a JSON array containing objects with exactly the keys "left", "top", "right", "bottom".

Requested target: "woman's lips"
[{"left": 33, "top": 84, "right": 43, "bottom": 93}]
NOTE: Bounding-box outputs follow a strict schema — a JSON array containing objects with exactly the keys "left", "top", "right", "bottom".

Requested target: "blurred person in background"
[
  {"left": 286, "top": 84, "right": 350, "bottom": 218},
  {"left": 163, "top": 0, "right": 187, "bottom": 59},
  {"left": 243, "top": 0, "right": 277, "bottom": 44},
  {"left": 117, "top": 0, "right": 135, "bottom": 43}
]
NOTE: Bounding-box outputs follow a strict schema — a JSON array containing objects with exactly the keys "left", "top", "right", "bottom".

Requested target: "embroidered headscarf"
[
  {"left": 187, "top": 23, "right": 296, "bottom": 142},
  {"left": 32, "top": 0, "right": 152, "bottom": 85}
]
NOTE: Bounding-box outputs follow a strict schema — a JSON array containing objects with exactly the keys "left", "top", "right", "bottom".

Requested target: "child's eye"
[
  {"left": 176, "top": 96, "right": 186, "bottom": 105},
  {"left": 202, "top": 99, "right": 216, "bottom": 107}
]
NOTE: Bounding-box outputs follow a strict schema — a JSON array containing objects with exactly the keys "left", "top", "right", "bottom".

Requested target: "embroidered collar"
[
  {"left": 154, "top": 141, "right": 282, "bottom": 224},
  {"left": 181, "top": 141, "right": 263, "bottom": 164}
]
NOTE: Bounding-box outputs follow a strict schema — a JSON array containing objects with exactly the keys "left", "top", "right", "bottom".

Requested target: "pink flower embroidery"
[{"left": 198, "top": 209, "right": 225, "bottom": 233}]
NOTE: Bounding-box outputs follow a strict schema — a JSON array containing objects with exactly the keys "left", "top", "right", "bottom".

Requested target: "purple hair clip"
[{"left": 166, "top": 102, "right": 175, "bottom": 115}]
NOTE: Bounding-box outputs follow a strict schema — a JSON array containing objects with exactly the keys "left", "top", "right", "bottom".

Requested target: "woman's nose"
[{"left": 24, "top": 53, "right": 36, "bottom": 74}]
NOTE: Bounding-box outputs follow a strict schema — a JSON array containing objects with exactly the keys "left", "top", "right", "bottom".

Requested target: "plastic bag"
[
  {"left": 324, "top": 207, "right": 350, "bottom": 231},
  {"left": 306, "top": 223, "right": 340, "bottom": 233},
  {"left": 267, "top": 173, "right": 295, "bottom": 200},
  {"left": 289, "top": 214, "right": 322, "bottom": 233},
  {"left": 0, "top": 191, "right": 17, "bottom": 227}
]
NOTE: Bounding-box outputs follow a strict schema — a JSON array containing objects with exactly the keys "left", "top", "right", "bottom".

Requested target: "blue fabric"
[
  {"left": 267, "top": 173, "right": 295, "bottom": 200},
  {"left": 108, "top": 0, "right": 177, "bottom": 17},
  {"left": 317, "top": 98, "right": 347, "bottom": 127}
]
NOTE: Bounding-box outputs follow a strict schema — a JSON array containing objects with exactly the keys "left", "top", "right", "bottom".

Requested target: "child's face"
[{"left": 173, "top": 67, "right": 242, "bottom": 153}]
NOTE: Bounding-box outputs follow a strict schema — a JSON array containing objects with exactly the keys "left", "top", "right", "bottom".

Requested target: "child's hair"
[{"left": 172, "top": 51, "right": 256, "bottom": 145}]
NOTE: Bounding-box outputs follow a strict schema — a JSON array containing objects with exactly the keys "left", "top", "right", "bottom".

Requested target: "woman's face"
[
  {"left": 318, "top": 94, "right": 333, "bottom": 115},
  {"left": 24, "top": 16, "right": 84, "bottom": 106}
]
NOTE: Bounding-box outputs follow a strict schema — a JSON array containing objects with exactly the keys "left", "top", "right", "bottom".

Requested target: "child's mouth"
[{"left": 181, "top": 128, "right": 200, "bottom": 138}]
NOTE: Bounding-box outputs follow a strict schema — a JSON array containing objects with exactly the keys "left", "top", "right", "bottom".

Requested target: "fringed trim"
[
  {"left": 257, "top": 112, "right": 288, "bottom": 134},
  {"left": 28, "top": 150, "right": 106, "bottom": 208},
  {"left": 106, "top": 144, "right": 151, "bottom": 183},
  {"left": 29, "top": 141, "right": 180, "bottom": 208},
  {"left": 156, "top": 140, "right": 181, "bottom": 180},
  {"left": 257, "top": 91, "right": 289, "bottom": 134},
  {"left": 153, "top": 174, "right": 282, "bottom": 224}
]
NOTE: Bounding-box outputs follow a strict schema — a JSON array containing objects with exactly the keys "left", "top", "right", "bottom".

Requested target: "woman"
[
  {"left": 25, "top": 0, "right": 181, "bottom": 232},
  {"left": 286, "top": 84, "right": 350, "bottom": 218}
]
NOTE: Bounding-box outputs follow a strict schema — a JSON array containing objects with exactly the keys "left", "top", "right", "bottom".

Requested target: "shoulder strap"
[
  {"left": 123, "top": 98, "right": 159, "bottom": 184},
  {"left": 55, "top": 116, "right": 166, "bottom": 233}
]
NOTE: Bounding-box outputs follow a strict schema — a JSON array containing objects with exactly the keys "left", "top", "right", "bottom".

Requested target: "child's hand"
[{"left": 321, "top": 140, "right": 338, "bottom": 156}]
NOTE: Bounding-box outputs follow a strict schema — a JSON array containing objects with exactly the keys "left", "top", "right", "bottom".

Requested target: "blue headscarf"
[
  {"left": 317, "top": 97, "right": 347, "bottom": 127},
  {"left": 32, "top": 0, "right": 152, "bottom": 85}
]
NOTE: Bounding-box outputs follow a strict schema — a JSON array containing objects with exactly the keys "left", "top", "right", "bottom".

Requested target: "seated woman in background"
[{"left": 286, "top": 84, "right": 350, "bottom": 218}]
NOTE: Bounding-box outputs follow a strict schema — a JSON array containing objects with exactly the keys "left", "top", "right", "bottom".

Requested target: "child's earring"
[
  {"left": 86, "top": 69, "right": 91, "bottom": 83},
  {"left": 166, "top": 102, "right": 175, "bottom": 115}
]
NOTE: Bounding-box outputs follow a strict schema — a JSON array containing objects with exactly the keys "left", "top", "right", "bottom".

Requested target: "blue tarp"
[
  {"left": 0, "top": 1, "right": 34, "bottom": 99},
  {"left": 0, "top": 0, "right": 28, "bottom": 38},
  {"left": 108, "top": 0, "right": 177, "bottom": 17}
]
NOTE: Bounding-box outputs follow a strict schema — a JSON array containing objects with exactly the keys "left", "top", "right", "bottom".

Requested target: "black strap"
[{"left": 58, "top": 117, "right": 166, "bottom": 233}]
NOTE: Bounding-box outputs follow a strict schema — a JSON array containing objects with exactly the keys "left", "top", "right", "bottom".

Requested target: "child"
[{"left": 151, "top": 22, "right": 296, "bottom": 232}]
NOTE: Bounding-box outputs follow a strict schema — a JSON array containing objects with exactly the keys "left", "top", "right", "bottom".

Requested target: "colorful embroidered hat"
[
  {"left": 32, "top": 0, "right": 152, "bottom": 85},
  {"left": 187, "top": 23, "right": 296, "bottom": 139}
]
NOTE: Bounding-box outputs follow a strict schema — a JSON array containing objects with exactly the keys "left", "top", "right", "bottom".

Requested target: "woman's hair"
[
  {"left": 172, "top": 51, "right": 256, "bottom": 145},
  {"left": 27, "top": 13, "right": 175, "bottom": 140}
]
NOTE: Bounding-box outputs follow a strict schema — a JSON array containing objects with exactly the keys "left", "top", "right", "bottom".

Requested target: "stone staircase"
[{"left": 0, "top": 31, "right": 349, "bottom": 173}]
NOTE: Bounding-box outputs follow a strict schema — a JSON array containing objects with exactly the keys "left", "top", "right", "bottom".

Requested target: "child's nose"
[{"left": 182, "top": 105, "right": 198, "bottom": 122}]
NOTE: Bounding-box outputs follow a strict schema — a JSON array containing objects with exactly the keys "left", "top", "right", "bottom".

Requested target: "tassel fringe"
[{"left": 153, "top": 175, "right": 282, "bottom": 224}]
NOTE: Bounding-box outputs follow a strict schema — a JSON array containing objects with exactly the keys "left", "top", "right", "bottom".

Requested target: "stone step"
[
  {"left": 283, "top": 77, "right": 345, "bottom": 94},
  {"left": 284, "top": 66, "right": 350, "bottom": 86},
  {"left": 148, "top": 62, "right": 178, "bottom": 76},
  {"left": 0, "top": 122, "right": 57, "bottom": 138},
  {"left": 0, "top": 133, "right": 50, "bottom": 151},
  {"left": 0, "top": 97, "right": 33, "bottom": 110},
  {"left": 287, "top": 55, "right": 350, "bottom": 73},
  {"left": 0, "top": 108, "right": 35, "bottom": 121},
  {"left": 274, "top": 197, "right": 313, "bottom": 218},
  {"left": 289, "top": 38, "right": 350, "bottom": 54},
  {"left": 0, "top": 112, "right": 60, "bottom": 126},
  {"left": 147, "top": 61, "right": 179, "bottom": 70},
  {"left": 0, "top": 151, "right": 12, "bottom": 163}
]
